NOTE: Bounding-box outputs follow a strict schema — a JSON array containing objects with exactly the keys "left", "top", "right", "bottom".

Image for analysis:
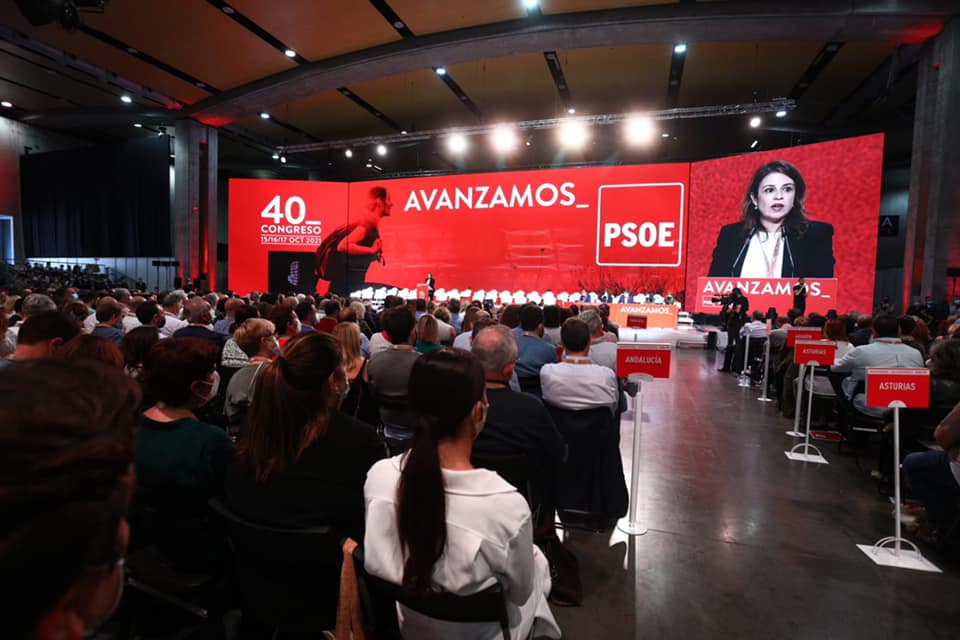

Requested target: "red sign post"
[
  {"left": 866, "top": 368, "right": 931, "bottom": 409},
  {"left": 786, "top": 327, "right": 824, "bottom": 347},
  {"left": 858, "top": 368, "right": 938, "bottom": 571},
  {"left": 616, "top": 342, "right": 672, "bottom": 379},
  {"left": 793, "top": 340, "right": 837, "bottom": 366},
  {"left": 626, "top": 314, "right": 648, "bottom": 329}
]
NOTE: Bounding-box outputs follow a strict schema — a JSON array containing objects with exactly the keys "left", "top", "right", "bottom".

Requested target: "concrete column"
[
  {"left": 173, "top": 121, "right": 218, "bottom": 291},
  {"left": 903, "top": 18, "right": 960, "bottom": 309}
]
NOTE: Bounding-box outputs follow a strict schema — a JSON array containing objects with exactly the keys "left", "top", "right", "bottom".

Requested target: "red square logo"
[{"left": 596, "top": 183, "right": 685, "bottom": 267}]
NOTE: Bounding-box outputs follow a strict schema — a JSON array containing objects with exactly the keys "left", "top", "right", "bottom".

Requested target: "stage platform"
[{"left": 617, "top": 325, "right": 717, "bottom": 348}]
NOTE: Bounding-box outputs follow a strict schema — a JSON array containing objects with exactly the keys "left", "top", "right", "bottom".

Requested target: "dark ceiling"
[{"left": 0, "top": 0, "right": 955, "bottom": 178}]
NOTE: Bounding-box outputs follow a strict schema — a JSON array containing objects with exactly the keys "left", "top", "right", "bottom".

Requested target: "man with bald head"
[
  {"left": 472, "top": 324, "right": 564, "bottom": 516},
  {"left": 452, "top": 309, "right": 491, "bottom": 350},
  {"left": 172, "top": 297, "right": 227, "bottom": 349}
]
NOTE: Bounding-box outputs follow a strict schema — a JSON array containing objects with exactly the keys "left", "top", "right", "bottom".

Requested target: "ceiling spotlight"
[
  {"left": 259, "top": 112, "right": 270, "bottom": 119},
  {"left": 625, "top": 116, "right": 656, "bottom": 145},
  {"left": 272, "top": 152, "right": 279, "bottom": 159},
  {"left": 447, "top": 133, "right": 468, "bottom": 154},
  {"left": 365, "top": 162, "right": 373, "bottom": 168},
  {"left": 401, "top": 130, "right": 408, "bottom": 135},
  {"left": 120, "top": 95, "right": 132, "bottom": 104},
  {"left": 0, "top": 101, "right": 12, "bottom": 108},
  {"left": 567, "top": 107, "right": 576, "bottom": 115},
  {"left": 133, "top": 122, "right": 143, "bottom": 128},
  {"left": 749, "top": 116, "right": 762, "bottom": 128},
  {"left": 525, "top": 139, "right": 532, "bottom": 147},
  {"left": 376, "top": 144, "right": 387, "bottom": 156},
  {"left": 435, "top": 66, "right": 447, "bottom": 76},
  {"left": 558, "top": 120, "right": 589, "bottom": 149},
  {"left": 280, "top": 156, "right": 287, "bottom": 164},
  {"left": 674, "top": 42, "right": 688, "bottom": 55},
  {"left": 775, "top": 109, "right": 788, "bottom": 118},
  {"left": 750, "top": 140, "right": 759, "bottom": 149},
  {"left": 222, "top": 5, "right": 235, "bottom": 14},
  {"left": 523, "top": 0, "right": 539, "bottom": 9},
  {"left": 661, "top": 132, "right": 671, "bottom": 138},
  {"left": 284, "top": 49, "right": 296, "bottom": 58},
  {"left": 491, "top": 125, "right": 519, "bottom": 153},
  {"left": 345, "top": 149, "right": 353, "bottom": 158}
]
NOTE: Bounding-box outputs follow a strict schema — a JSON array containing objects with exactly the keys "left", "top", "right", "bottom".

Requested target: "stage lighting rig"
[{"left": 15, "top": 0, "right": 108, "bottom": 30}]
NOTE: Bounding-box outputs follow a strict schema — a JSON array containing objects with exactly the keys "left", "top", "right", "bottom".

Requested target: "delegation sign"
[
  {"left": 866, "top": 368, "right": 930, "bottom": 409},
  {"left": 616, "top": 342, "right": 672, "bottom": 378}
]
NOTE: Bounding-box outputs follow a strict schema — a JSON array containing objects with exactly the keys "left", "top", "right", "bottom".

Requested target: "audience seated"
[
  {"left": 137, "top": 337, "right": 234, "bottom": 569},
  {"left": 581, "top": 309, "right": 617, "bottom": 373},
  {"left": 267, "top": 302, "right": 302, "bottom": 350},
  {"left": 295, "top": 300, "right": 319, "bottom": 334},
  {"left": 6, "top": 292, "right": 57, "bottom": 345},
  {"left": 368, "top": 306, "right": 421, "bottom": 440},
  {"left": 90, "top": 297, "right": 126, "bottom": 348},
  {"left": 453, "top": 307, "right": 490, "bottom": 350},
  {"left": 57, "top": 334, "right": 124, "bottom": 369},
  {"left": 0, "top": 359, "right": 139, "bottom": 640},
  {"left": 542, "top": 304, "right": 563, "bottom": 346},
  {"left": 174, "top": 297, "right": 228, "bottom": 350},
  {"left": 214, "top": 297, "right": 245, "bottom": 335},
  {"left": 134, "top": 300, "right": 165, "bottom": 335},
  {"left": 159, "top": 292, "right": 188, "bottom": 338},
  {"left": 849, "top": 315, "right": 874, "bottom": 346},
  {"left": 363, "top": 348, "right": 561, "bottom": 639},
  {"left": 224, "top": 318, "right": 277, "bottom": 429},
  {"left": 472, "top": 325, "right": 564, "bottom": 518},
  {"left": 541, "top": 317, "right": 619, "bottom": 414},
  {"left": 904, "top": 401, "right": 960, "bottom": 544},
  {"left": 221, "top": 304, "right": 261, "bottom": 369},
  {"left": 1, "top": 311, "right": 79, "bottom": 366},
  {"left": 515, "top": 304, "right": 559, "bottom": 391},
  {"left": 315, "top": 300, "right": 341, "bottom": 334},
  {"left": 414, "top": 314, "right": 443, "bottom": 354},
  {"left": 333, "top": 321, "right": 378, "bottom": 425},
  {"left": 830, "top": 314, "right": 925, "bottom": 418},
  {"left": 225, "top": 332, "right": 385, "bottom": 542},
  {"left": 122, "top": 325, "right": 160, "bottom": 381}
]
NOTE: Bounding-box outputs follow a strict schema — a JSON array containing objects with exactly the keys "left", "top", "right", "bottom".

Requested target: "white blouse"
[
  {"left": 364, "top": 455, "right": 561, "bottom": 640},
  {"left": 739, "top": 231, "right": 785, "bottom": 278}
]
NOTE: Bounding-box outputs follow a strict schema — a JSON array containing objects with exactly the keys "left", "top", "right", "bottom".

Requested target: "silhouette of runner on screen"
[{"left": 316, "top": 186, "right": 392, "bottom": 295}]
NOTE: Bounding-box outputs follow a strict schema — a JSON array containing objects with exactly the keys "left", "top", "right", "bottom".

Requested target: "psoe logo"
[{"left": 595, "top": 183, "right": 685, "bottom": 267}]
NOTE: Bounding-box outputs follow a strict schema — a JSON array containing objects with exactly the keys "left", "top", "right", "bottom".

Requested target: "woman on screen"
[{"left": 707, "top": 160, "right": 835, "bottom": 278}]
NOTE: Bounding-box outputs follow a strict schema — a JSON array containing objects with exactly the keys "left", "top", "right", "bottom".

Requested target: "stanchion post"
[
  {"left": 738, "top": 334, "right": 751, "bottom": 387},
  {"left": 856, "top": 368, "right": 941, "bottom": 571},
  {"left": 786, "top": 363, "right": 807, "bottom": 437},
  {"left": 758, "top": 328, "right": 773, "bottom": 402},
  {"left": 619, "top": 372, "right": 653, "bottom": 536},
  {"left": 785, "top": 341, "right": 833, "bottom": 464}
]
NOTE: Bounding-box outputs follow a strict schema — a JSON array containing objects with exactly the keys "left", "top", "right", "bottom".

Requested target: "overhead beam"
[{"left": 188, "top": 0, "right": 952, "bottom": 124}]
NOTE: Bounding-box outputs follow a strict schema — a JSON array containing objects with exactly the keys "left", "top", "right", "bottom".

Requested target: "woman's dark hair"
[
  {"left": 397, "top": 348, "right": 484, "bottom": 593},
  {"left": 143, "top": 338, "right": 219, "bottom": 406},
  {"left": 499, "top": 304, "right": 522, "bottom": 329},
  {"left": 0, "top": 360, "right": 139, "bottom": 638},
  {"left": 267, "top": 302, "right": 297, "bottom": 336},
  {"left": 740, "top": 160, "right": 810, "bottom": 237},
  {"left": 121, "top": 326, "right": 160, "bottom": 368},
  {"left": 56, "top": 334, "right": 124, "bottom": 369},
  {"left": 383, "top": 306, "right": 416, "bottom": 345},
  {"left": 237, "top": 332, "right": 342, "bottom": 481},
  {"left": 230, "top": 304, "right": 260, "bottom": 334},
  {"left": 930, "top": 339, "right": 960, "bottom": 382}
]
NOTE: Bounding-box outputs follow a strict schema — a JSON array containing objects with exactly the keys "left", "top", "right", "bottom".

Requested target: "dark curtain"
[{"left": 21, "top": 137, "right": 171, "bottom": 257}]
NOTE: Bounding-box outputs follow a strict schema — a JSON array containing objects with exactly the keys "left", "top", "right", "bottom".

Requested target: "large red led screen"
[
  {"left": 227, "top": 134, "right": 883, "bottom": 314},
  {"left": 685, "top": 134, "right": 883, "bottom": 314},
  {"left": 229, "top": 164, "right": 691, "bottom": 297}
]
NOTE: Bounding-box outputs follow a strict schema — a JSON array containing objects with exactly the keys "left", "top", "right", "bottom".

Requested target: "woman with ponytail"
[
  {"left": 225, "top": 332, "right": 385, "bottom": 542},
  {"left": 364, "top": 348, "right": 560, "bottom": 639}
]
